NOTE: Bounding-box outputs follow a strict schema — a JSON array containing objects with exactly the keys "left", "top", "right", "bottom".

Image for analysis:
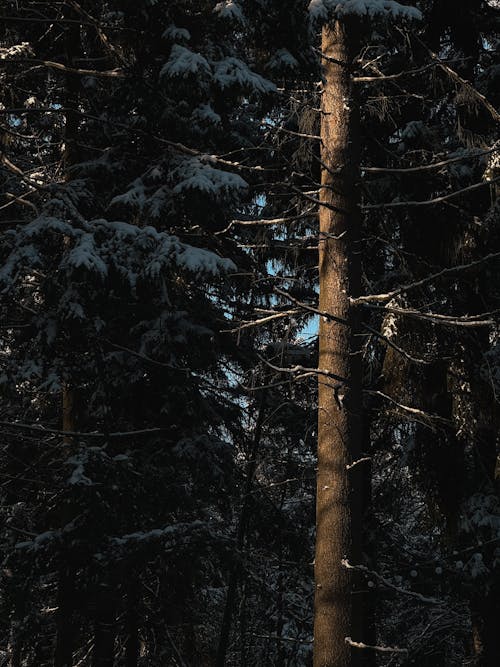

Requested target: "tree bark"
[{"left": 314, "top": 19, "right": 363, "bottom": 667}]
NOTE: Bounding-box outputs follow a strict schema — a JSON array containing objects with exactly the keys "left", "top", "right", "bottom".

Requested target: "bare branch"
[
  {"left": 366, "top": 390, "right": 452, "bottom": 429},
  {"left": 346, "top": 457, "right": 371, "bottom": 470},
  {"left": 223, "top": 309, "right": 301, "bottom": 333},
  {"left": 354, "top": 62, "right": 435, "bottom": 83},
  {"left": 7, "top": 58, "right": 125, "bottom": 78},
  {"left": 105, "top": 340, "right": 189, "bottom": 372},
  {"left": 354, "top": 251, "right": 500, "bottom": 304},
  {"left": 257, "top": 354, "right": 347, "bottom": 385},
  {"left": 362, "top": 304, "right": 496, "bottom": 328},
  {"left": 363, "top": 177, "right": 500, "bottom": 209},
  {"left": 217, "top": 209, "right": 317, "bottom": 235},
  {"left": 345, "top": 637, "right": 408, "bottom": 654},
  {"left": 361, "top": 147, "right": 497, "bottom": 175},
  {"left": 342, "top": 559, "right": 442, "bottom": 605},
  {"left": 0, "top": 421, "right": 166, "bottom": 439}
]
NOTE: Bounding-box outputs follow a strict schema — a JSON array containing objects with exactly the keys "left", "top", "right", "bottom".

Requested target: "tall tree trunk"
[
  {"left": 55, "top": 11, "right": 80, "bottom": 665},
  {"left": 314, "top": 19, "right": 363, "bottom": 667}
]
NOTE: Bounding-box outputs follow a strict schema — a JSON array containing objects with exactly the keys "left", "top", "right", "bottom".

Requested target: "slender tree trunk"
[
  {"left": 216, "top": 386, "right": 267, "bottom": 667},
  {"left": 125, "top": 577, "right": 140, "bottom": 667},
  {"left": 314, "top": 19, "right": 363, "bottom": 667},
  {"left": 92, "top": 582, "right": 117, "bottom": 667},
  {"left": 8, "top": 580, "right": 27, "bottom": 667},
  {"left": 471, "top": 589, "right": 500, "bottom": 667},
  {"left": 55, "top": 12, "right": 80, "bottom": 664},
  {"left": 54, "top": 566, "right": 77, "bottom": 667}
]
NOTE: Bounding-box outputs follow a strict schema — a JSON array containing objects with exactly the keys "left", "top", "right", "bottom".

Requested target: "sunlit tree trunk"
[{"left": 314, "top": 18, "right": 363, "bottom": 667}]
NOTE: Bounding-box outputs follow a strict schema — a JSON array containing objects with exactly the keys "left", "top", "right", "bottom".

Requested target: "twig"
[
  {"left": 250, "top": 633, "right": 312, "bottom": 644},
  {"left": 366, "top": 390, "right": 451, "bottom": 429},
  {"left": 361, "top": 147, "right": 497, "bottom": 175},
  {"left": 257, "top": 354, "right": 347, "bottom": 385},
  {"left": 361, "top": 304, "right": 496, "bottom": 328},
  {"left": 217, "top": 209, "right": 317, "bottom": 234},
  {"left": 363, "top": 177, "right": 500, "bottom": 209},
  {"left": 345, "top": 637, "right": 408, "bottom": 654},
  {"left": 354, "top": 62, "right": 435, "bottom": 83},
  {"left": 346, "top": 457, "right": 371, "bottom": 470},
  {"left": 0, "top": 421, "right": 166, "bottom": 439},
  {"left": 342, "top": 559, "right": 442, "bottom": 605},
  {"left": 105, "top": 340, "right": 188, "bottom": 372},
  {"left": 223, "top": 309, "right": 301, "bottom": 333},
  {"left": 7, "top": 58, "right": 125, "bottom": 78},
  {"left": 353, "top": 251, "right": 500, "bottom": 303}
]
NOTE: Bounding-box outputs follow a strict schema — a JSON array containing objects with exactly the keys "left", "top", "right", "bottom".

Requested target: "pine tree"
[{"left": 0, "top": 1, "right": 277, "bottom": 662}]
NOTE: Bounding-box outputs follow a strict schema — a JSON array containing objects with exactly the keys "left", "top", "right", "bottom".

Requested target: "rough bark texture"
[{"left": 314, "top": 19, "right": 363, "bottom": 667}]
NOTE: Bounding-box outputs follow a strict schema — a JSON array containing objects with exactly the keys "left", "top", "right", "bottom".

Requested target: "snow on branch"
[
  {"left": 0, "top": 42, "right": 33, "bottom": 59},
  {"left": 172, "top": 157, "right": 248, "bottom": 199},
  {"left": 161, "top": 44, "right": 211, "bottom": 78},
  {"left": 345, "top": 637, "right": 408, "bottom": 653},
  {"left": 213, "top": 57, "right": 276, "bottom": 94},
  {"left": 162, "top": 24, "right": 191, "bottom": 42},
  {"left": 309, "top": 0, "right": 421, "bottom": 22},
  {"left": 214, "top": 1, "right": 246, "bottom": 24}
]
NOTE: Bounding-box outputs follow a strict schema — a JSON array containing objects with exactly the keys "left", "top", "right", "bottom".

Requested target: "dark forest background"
[{"left": 0, "top": 1, "right": 499, "bottom": 666}]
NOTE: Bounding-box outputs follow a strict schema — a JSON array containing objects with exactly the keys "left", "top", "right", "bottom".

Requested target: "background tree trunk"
[
  {"left": 55, "top": 11, "right": 81, "bottom": 664},
  {"left": 92, "top": 582, "right": 117, "bottom": 667},
  {"left": 314, "top": 18, "right": 363, "bottom": 667},
  {"left": 216, "top": 385, "right": 268, "bottom": 667}
]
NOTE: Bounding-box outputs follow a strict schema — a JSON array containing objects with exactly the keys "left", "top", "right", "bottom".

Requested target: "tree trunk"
[
  {"left": 471, "top": 589, "right": 500, "bottom": 667},
  {"left": 215, "top": 385, "right": 267, "bottom": 667},
  {"left": 92, "top": 582, "right": 117, "bottom": 667},
  {"left": 54, "top": 566, "right": 77, "bottom": 667},
  {"left": 314, "top": 19, "right": 363, "bottom": 667},
  {"left": 125, "top": 577, "right": 140, "bottom": 667},
  {"left": 55, "top": 11, "right": 81, "bottom": 664}
]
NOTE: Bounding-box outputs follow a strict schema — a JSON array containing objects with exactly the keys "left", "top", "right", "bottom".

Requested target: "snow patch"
[
  {"left": 110, "top": 178, "right": 146, "bottom": 210},
  {"left": 309, "top": 0, "right": 421, "bottom": 20},
  {"left": 161, "top": 44, "right": 210, "bottom": 78},
  {"left": 267, "top": 49, "right": 299, "bottom": 72},
  {"left": 172, "top": 158, "right": 248, "bottom": 198},
  {"left": 213, "top": 57, "right": 276, "bottom": 94},
  {"left": 192, "top": 103, "right": 222, "bottom": 125},
  {"left": 214, "top": 0, "right": 246, "bottom": 23},
  {"left": 162, "top": 24, "right": 191, "bottom": 42},
  {"left": 65, "top": 233, "right": 108, "bottom": 277},
  {"left": 176, "top": 246, "right": 236, "bottom": 274}
]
